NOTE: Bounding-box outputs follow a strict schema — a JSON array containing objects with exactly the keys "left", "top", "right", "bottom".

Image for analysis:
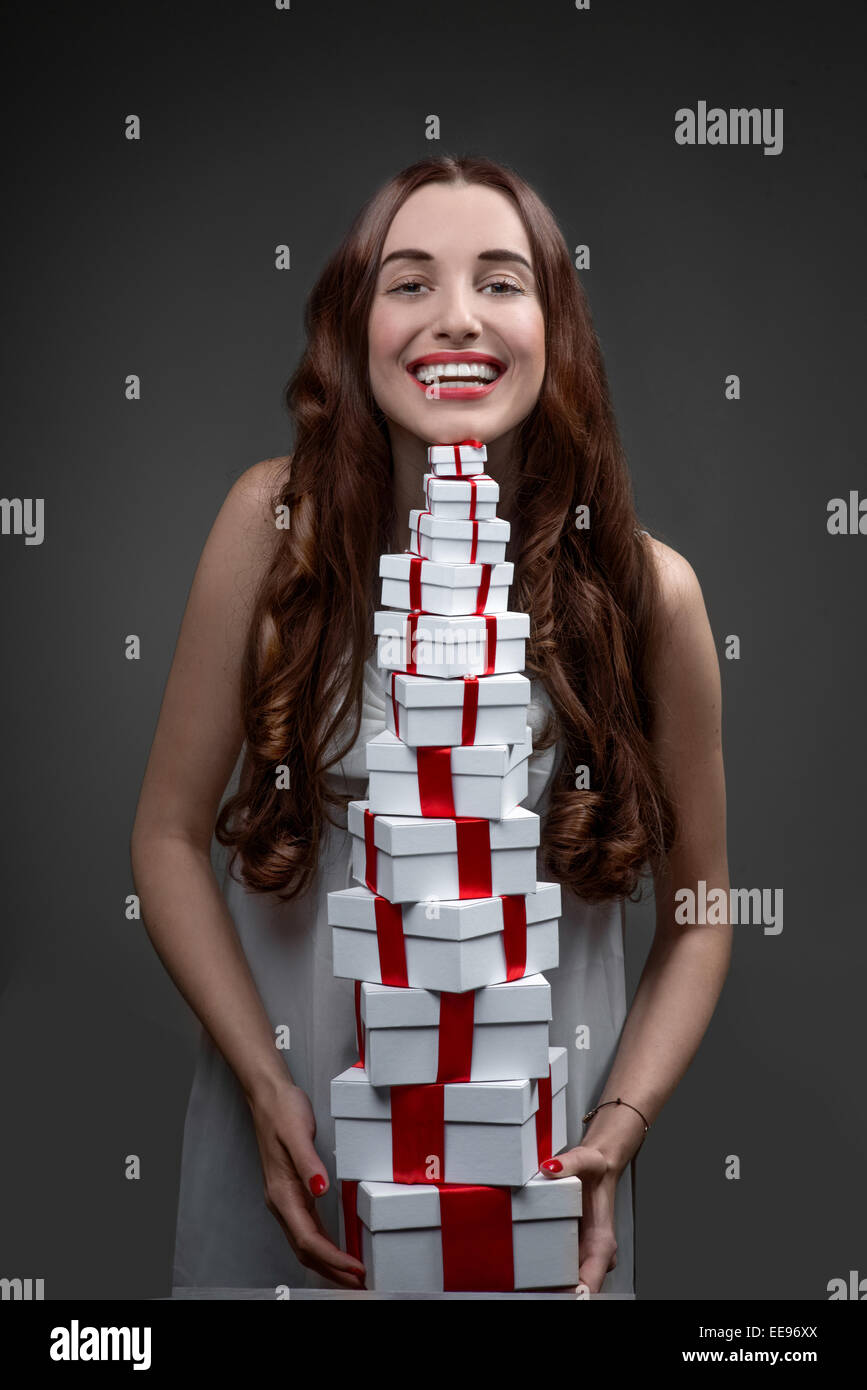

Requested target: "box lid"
[
  {"left": 360, "top": 972, "right": 552, "bottom": 1030},
  {"left": 409, "top": 510, "right": 510, "bottom": 542},
  {"left": 379, "top": 552, "right": 514, "bottom": 590},
  {"left": 331, "top": 1047, "right": 565, "bottom": 1124},
  {"left": 348, "top": 800, "right": 540, "bottom": 855},
  {"left": 387, "top": 670, "right": 531, "bottom": 710},
  {"left": 357, "top": 1172, "right": 582, "bottom": 1232},
  {"left": 422, "top": 473, "right": 499, "bottom": 504},
  {"left": 374, "top": 609, "right": 530, "bottom": 642},
  {"left": 427, "top": 443, "right": 487, "bottom": 467},
  {"left": 327, "top": 881, "right": 563, "bottom": 941},
  {"left": 364, "top": 726, "right": 533, "bottom": 777}
]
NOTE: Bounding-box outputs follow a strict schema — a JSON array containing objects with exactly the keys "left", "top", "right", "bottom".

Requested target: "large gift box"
[
  {"left": 427, "top": 442, "right": 487, "bottom": 475},
  {"left": 383, "top": 670, "right": 531, "bottom": 747},
  {"left": 356, "top": 973, "right": 552, "bottom": 1086},
  {"left": 348, "top": 800, "right": 540, "bottom": 903},
  {"left": 328, "top": 882, "right": 561, "bottom": 992},
  {"left": 379, "top": 553, "right": 513, "bottom": 616},
  {"left": 422, "top": 472, "right": 499, "bottom": 520},
  {"left": 374, "top": 609, "right": 529, "bottom": 678},
  {"left": 341, "top": 1173, "right": 582, "bottom": 1292},
  {"left": 332, "top": 1046, "right": 567, "bottom": 1187},
  {"left": 409, "top": 510, "right": 509, "bottom": 565},
  {"left": 365, "top": 727, "right": 533, "bottom": 820}
]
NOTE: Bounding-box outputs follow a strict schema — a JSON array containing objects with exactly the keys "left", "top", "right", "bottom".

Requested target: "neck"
[{"left": 386, "top": 422, "right": 521, "bottom": 554}]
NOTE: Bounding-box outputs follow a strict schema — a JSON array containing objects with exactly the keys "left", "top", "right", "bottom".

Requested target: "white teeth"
[{"left": 412, "top": 361, "right": 501, "bottom": 384}]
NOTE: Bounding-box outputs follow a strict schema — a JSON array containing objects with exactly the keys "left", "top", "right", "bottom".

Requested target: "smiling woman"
[{"left": 132, "top": 155, "right": 730, "bottom": 1301}]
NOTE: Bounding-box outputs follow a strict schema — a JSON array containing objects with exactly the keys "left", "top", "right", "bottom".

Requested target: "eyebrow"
[{"left": 379, "top": 247, "right": 533, "bottom": 272}]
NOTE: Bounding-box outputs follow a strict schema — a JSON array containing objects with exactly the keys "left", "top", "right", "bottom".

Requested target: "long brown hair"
[{"left": 215, "top": 154, "right": 675, "bottom": 905}]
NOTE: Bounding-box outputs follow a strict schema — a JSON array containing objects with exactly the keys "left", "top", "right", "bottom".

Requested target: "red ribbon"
[
  {"left": 408, "top": 554, "right": 423, "bottom": 611},
  {"left": 389, "top": 671, "right": 401, "bottom": 738},
  {"left": 461, "top": 675, "right": 479, "bottom": 744},
  {"left": 404, "top": 611, "right": 422, "bottom": 675},
  {"left": 500, "top": 894, "right": 528, "bottom": 980},
  {"left": 352, "top": 980, "right": 365, "bottom": 1068},
  {"left": 455, "top": 816, "right": 492, "bottom": 897},
  {"left": 482, "top": 613, "right": 496, "bottom": 674},
  {"left": 468, "top": 519, "right": 479, "bottom": 564},
  {"left": 340, "top": 1179, "right": 364, "bottom": 1268},
  {"left": 414, "top": 508, "right": 431, "bottom": 554},
  {"left": 439, "top": 1185, "right": 515, "bottom": 1292},
  {"left": 416, "top": 746, "right": 455, "bottom": 816},
  {"left": 363, "top": 808, "right": 378, "bottom": 892},
  {"left": 535, "top": 1067, "right": 553, "bottom": 1165},
  {"left": 436, "top": 991, "right": 475, "bottom": 1082},
  {"left": 474, "top": 564, "right": 492, "bottom": 614},
  {"left": 375, "top": 895, "right": 409, "bottom": 985},
  {"left": 391, "top": 1083, "right": 445, "bottom": 1183}
]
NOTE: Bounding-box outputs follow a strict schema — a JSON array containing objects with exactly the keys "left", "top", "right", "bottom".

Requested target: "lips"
[{"left": 406, "top": 350, "right": 508, "bottom": 400}]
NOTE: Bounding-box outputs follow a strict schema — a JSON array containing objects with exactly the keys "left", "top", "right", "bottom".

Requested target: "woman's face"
[{"left": 368, "top": 182, "right": 545, "bottom": 449}]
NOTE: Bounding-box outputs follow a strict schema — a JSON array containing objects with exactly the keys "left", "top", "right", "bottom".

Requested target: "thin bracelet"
[{"left": 582, "top": 1097, "right": 650, "bottom": 1133}]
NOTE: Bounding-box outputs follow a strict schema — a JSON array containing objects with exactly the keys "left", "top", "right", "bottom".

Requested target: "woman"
[{"left": 131, "top": 154, "right": 731, "bottom": 1298}]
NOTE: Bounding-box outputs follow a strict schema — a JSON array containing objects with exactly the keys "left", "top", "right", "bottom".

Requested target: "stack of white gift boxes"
[{"left": 327, "top": 440, "right": 581, "bottom": 1293}]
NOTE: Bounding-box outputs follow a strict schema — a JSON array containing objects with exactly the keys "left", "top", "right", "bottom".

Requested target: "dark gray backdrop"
[{"left": 1, "top": 0, "right": 864, "bottom": 1299}]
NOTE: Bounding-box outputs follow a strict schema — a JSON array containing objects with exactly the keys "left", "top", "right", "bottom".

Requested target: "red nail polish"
[
  {"left": 541, "top": 1159, "right": 562, "bottom": 1173},
  {"left": 309, "top": 1174, "right": 327, "bottom": 1197}
]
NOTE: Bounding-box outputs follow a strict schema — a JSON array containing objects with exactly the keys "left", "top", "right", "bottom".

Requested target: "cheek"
[
  {"left": 511, "top": 307, "right": 546, "bottom": 383},
  {"left": 367, "top": 304, "right": 404, "bottom": 381}
]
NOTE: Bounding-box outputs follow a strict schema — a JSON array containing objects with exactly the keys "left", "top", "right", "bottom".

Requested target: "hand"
[
  {"left": 247, "top": 1077, "right": 366, "bottom": 1290},
  {"left": 540, "top": 1145, "right": 620, "bottom": 1294}
]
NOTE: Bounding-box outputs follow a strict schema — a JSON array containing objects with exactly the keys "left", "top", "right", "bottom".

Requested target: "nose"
[{"left": 430, "top": 282, "right": 483, "bottom": 343}]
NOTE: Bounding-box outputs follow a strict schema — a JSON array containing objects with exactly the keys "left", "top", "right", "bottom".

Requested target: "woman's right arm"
[{"left": 130, "top": 458, "right": 365, "bottom": 1289}]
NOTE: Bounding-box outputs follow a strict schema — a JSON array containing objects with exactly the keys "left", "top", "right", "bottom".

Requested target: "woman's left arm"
[{"left": 542, "top": 539, "right": 732, "bottom": 1292}]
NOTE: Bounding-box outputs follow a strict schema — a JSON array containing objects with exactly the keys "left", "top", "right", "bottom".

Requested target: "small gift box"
[
  {"left": 422, "top": 472, "right": 499, "bottom": 520},
  {"left": 365, "top": 727, "right": 532, "bottom": 820},
  {"left": 328, "top": 882, "right": 561, "bottom": 993},
  {"left": 348, "top": 800, "right": 540, "bottom": 904},
  {"left": 341, "top": 1173, "right": 581, "bottom": 1293},
  {"left": 379, "top": 553, "right": 513, "bottom": 616},
  {"left": 409, "top": 510, "right": 509, "bottom": 565},
  {"left": 383, "top": 671, "right": 531, "bottom": 748},
  {"left": 331, "top": 1046, "right": 567, "bottom": 1187},
  {"left": 374, "top": 609, "right": 529, "bottom": 679},
  {"left": 427, "top": 442, "right": 487, "bottom": 475},
  {"left": 357, "top": 973, "right": 552, "bottom": 1086}
]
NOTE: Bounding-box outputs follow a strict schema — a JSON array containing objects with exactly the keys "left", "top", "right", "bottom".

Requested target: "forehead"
[{"left": 381, "top": 182, "right": 531, "bottom": 261}]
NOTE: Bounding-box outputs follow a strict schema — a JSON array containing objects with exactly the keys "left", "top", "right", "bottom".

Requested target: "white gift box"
[
  {"left": 332, "top": 1047, "right": 567, "bottom": 1187},
  {"left": 358, "top": 973, "right": 552, "bottom": 1086},
  {"left": 348, "top": 800, "right": 540, "bottom": 903},
  {"left": 365, "top": 727, "right": 532, "bottom": 820},
  {"left": 329, "top": 881, "right": 561, "bottom": 992},
  {"left": 409, "top": 510, "right": 509, "bottom": 565},
  {"left": 383, "top": 670, "right": 531, "bottom": 747},
  {"left": 347, "top": 1174, "right": 581, "bottom": 1293},
  {"left": 379, "top": 553, "right": 513, "bottom": 616},
  {"left": 422, "top": 472, "right": 499, "bottom": 520},
  {"left": 375, "top": 609, "right": 529, "bottom": 679},
  {"left": 428, "top": 443, "right": 487, "bottom": 475}
]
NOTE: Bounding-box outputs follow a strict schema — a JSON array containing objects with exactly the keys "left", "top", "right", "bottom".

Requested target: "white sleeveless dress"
[{"left": 171, "top": 654, "right": 636, "bottom": 1296}]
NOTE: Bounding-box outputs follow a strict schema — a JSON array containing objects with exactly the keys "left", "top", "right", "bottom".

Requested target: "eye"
[
  {"left": 387, "top": 279, "right": 430, "bottom": 295},
  {"left": 481, "top": 278, "right": 525, "bottom": 295}
]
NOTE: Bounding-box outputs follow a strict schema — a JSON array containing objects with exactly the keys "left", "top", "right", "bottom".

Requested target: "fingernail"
[
  {"left": 309, "top": 1174, "right": 327, "bottom": 1197},
  {"left": 541, "top": 1159, "right": 562, "bottom": 1173}
]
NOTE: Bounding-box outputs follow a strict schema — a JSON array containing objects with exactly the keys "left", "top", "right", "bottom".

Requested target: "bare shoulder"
[
  {"left": 643, "top": 534, "right": 706, "bottom": 628},
  {"left": 642, "top": 533, "right": 719, "bottom": 688}
]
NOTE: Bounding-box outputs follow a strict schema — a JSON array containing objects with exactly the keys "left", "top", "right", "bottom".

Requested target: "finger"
[
  {"left": 540, "top": 1145, "right": 609, "bottom": 1181},
  {"left": 271, "top": 1187, "right": 366, "bottom": 1285}
]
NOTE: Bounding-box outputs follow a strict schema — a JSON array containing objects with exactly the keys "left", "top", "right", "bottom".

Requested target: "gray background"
[{"left": 1, "top": 0, "right": 864, "bottom": 1299}]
